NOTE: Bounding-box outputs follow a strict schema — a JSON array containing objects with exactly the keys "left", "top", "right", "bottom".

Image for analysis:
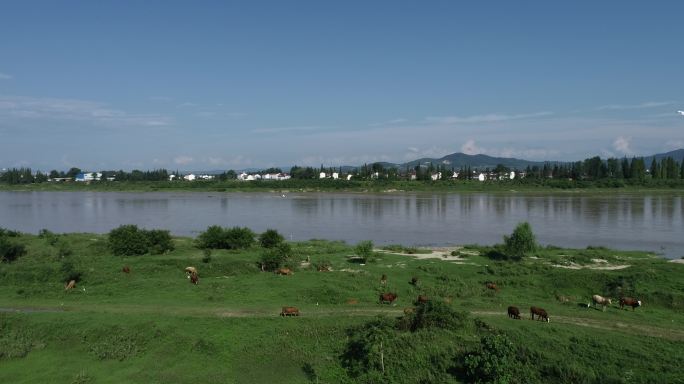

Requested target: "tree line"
[{"left": 2, "top": 155, "right": 684, "bottom": 185}]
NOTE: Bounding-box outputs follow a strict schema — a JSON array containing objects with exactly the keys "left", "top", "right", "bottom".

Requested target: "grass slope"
[{"left": 1, "top": 233, "right": 683, "bottom": 383}]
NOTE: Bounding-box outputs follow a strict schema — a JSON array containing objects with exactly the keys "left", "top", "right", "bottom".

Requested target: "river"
[{"left": 0, "top": 191, "right": 682, "bottom": 258}]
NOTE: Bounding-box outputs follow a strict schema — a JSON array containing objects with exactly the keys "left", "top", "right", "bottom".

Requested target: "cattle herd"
[{"left": 60, "top": 262, "right": 642, "bottom": 321}]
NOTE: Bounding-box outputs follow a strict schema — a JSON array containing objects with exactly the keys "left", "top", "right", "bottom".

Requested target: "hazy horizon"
[{"left": 1, "top": 1, "right": 683, "bottom": 171}]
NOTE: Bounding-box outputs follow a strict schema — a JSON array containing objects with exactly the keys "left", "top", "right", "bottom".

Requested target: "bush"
[
  {"left": 399, "top": 300, "right": 470, "bottom": 332},
  {"left": 259, "top": 242, "right": 292, "bottom": 271},
  {"left": 354, "top": 240, "right": 374, "bottom": 260},
  {"left": 61, "top": 260, "right": 83, "bottom": 283},
  {"left": 464, "top": 334, "right": 531, "bottom": 384},
  {"left": 197, "top": 226, "right": 255, "bottom": 250},
  {"left": 108, "top": 225, "right": 174, "bottom": 256},
  {"left": 0, "top": 237, "right": 26, "bottom": 263},
  {"left": 503, "top": 222, "right": 537, "bottom": 259},
  {"left": 259, "top": 229, "right": 284, "bottom": 248}
]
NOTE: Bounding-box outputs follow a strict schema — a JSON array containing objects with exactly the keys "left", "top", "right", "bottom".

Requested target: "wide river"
[{"left": 1, "top": 191, "right": 682, "bottom": 258}]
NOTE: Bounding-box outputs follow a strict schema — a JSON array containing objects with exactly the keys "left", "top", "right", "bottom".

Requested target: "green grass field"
[{"left": 1, "top": 232, "right": 683, "bottom": 383}]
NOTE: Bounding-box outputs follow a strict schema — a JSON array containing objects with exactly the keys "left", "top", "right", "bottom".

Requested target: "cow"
[
  {"left": 280, "top": 306, "right": 300, "bottom": 317},
  {"left": 122, "top": 266, "right": 131, "bottom": 274},
  {"left": 346, "top": 298, "right": 359, "bottom": 305},
  {"left": 64, "top": 280, "right": 76, "bottom": 291},
  {"left": 486, "top": 282, "right": 499, "bottom": 292},
  {"left": 619, "top": 297, "right": 642, "bottom": 311},
  {"left": 530, "top": 306, "right": 550, "bottom": 322},
  {"left": 380, "top": 274, "right": 387, "bottom": 286},
  {"left": 507, "top": 306, "right": 521, "bottom": 319},
  {"left": 190, "top": 272, "right": 199, "bottom": 285},
  {"left": 276, "top": 268, "right": 293, "bottom": 276},
  {"left": 409, "top": 277, "right": 418, "bottom": 286},
  {"left": 592, "top": 294, "right": 612, "bottom": 311},
  {"left": 415, "top": 295, "right": 429, "bottom": 305},
  {"left": 379, "top": 292, "right": 398, "bottom": 304},
  {"left": 185, "top": 266, "right": 197, "bottom": 277}
]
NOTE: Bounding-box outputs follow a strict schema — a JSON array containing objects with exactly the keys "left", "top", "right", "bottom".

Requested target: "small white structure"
[
  {"left": 346, "top": 174, "right": 353, "bottom": 181},
  {"left": 451, "top": 172, "right": 459, "bottom": 179},
  {"left": 319, "top": 172, "right": 326, "bottom": 179},
  {"left": 509, "top": 171, "right": 516, "bottom": 180},
  {"left": 169, "top": 174, "right": 176, "bottom": 181},
  {"left": 183, "top": 174, "right": 196, "bottom": 181},
  {"left": 332, "top": 172, "right": 339, "bottom": 180},
  {"left": 430, "top": 172, "right": 441, "bottom": 181},
  {"left": 198, "top": 174, "right": 214, "bottom": 180},
  {"left": 75, "top": 172, "right": 102, "bottom": 182},
  {"left": 410, "top": 174, "right": 417, "bottom": 180},
  {"left": 478, "top": 173, "right": 486, "bottom": 182}
]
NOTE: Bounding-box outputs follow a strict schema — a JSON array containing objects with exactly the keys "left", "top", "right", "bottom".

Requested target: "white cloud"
[
  {"left": 368, "top": 118, "right": 408, "bottom": 127},
  {"left": 0, "top": 95, "right": 172, "bottom": 128},
  {"left": 0, "top": 72, "right": 12, "bottom": 80},
  {"left": 251, "top": 126, "right": 320, "bottom": 134},
  {"left": 597, "top": 101, "right": 675, "bottom": 110},
  {"left": 402, "top": 146, "right": 451, "bottom": 160},
  {"left": 173, "top": 156, "right": 194, "bottom": 165},
  {"left": 461, "top": 139, "right": 484, "bottom": 155},
  {"left": 664, "top": 140, "right": 684, "bottom": 151},
  {"left": 206, "top": 155, "right": 252, "bottom": 167},
  {"left": 612, "top": 136, "right": 632, "bottom": 154},
  {"left": 426, "top": 111, "right": 552, "bottom": 124}
]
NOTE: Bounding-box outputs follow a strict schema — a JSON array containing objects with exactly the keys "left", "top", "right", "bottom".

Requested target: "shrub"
[
  {"left": 61, "top": 260, "right": 83, "bottom": 283},
  {"left": 399, "top": 300, "right": 470, "bottom": 332},
  {"left": 107, "top": 225, "right": 174, "bottom": 256},
  {"left": 259, "top": 229, "right": 284, "bottom": 248},
  {"left": 354, "top": 240, "right": 374, "bottom": 262},
  {"left": 0, "top": 237, "right": 26, "bottom": 263},
  {"left": 259, "top": 242, "right": 292, "bottom": 271},
  {"left": 202, "top": 249, "right": 212, "bottom": 264},
  {"left": 197, "top": 226, "right": 255, "bottom": 250},
  {"left": 464, "top": 334, "right": 528, "bottom": 384},
  {"left": 0, "top": 227, "right": 21, "bottom": 237},
  {"left": 503, "top": 222, "right": 537, "bottom": 259}
]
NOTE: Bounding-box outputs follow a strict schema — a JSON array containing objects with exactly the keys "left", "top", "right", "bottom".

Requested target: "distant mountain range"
[{"left": 195, "top": 149, "right": 684, "bottom": 174}]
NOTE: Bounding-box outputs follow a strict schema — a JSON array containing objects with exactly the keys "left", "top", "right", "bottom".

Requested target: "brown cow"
[
  {"left": 276, "top": 268, "right": 293, "bottom": 276},
  {"left": 619, "top": 297, "right": 642, "bottom": 311},
  {"left": 64, "top": 280, "right": 76, "bottom": 291},
  {"left": 592, "top": 294, "right": 612, "bottom": 311},
  {"left": 379, "top": 292, "right": 398, "bottom": 304},
  {"left": 380, "top": 274, "right": 387, "bottom": 286},
  {"left": 507, "top": 306, "right": 521, "bottom": 319},
  {"left": 415, "top": 295, "right": 429, "bottom": 305},
  {"left": 486, "top": 282, "right": 500, "bottom": 292},
  {"left": 280, "top": 306, "right": 300, "bottom": 316},
  {"left": 122, "top": 266, "right": 131, "bottom": 274},
  {"left": 190, "top": 272, "right": 199, "bottom": 285},
  {"left": 185, "top": 266, "right": 197, "bottom": 278},
  {"left": 530, "top": 306, "right": 550, "bottom": 322}
]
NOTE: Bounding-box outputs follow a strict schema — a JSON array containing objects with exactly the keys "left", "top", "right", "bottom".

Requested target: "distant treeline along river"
[{"left": 1, "top": 191, "right": 682, "bottom": 259}]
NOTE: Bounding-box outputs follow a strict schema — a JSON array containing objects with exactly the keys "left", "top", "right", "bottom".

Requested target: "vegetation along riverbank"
[{"left": 1, "top": 224, "right": 682, "bottom": 383}]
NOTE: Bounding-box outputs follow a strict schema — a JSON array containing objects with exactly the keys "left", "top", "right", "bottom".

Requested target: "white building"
[
  {"left": 332, "top": 172, "right": 339, "bottom": 180},
  {"left": 478, "top": 173, "right": 486, "bottom": 182},
  {"left": 510, "top": 171, "right": 516, "bottom": 180},
  {"left": 183, "top": 174, "right": 196, "bottom": 181},
  {"left": 319, "top": 172, "right": 326, "bottom": 179}
]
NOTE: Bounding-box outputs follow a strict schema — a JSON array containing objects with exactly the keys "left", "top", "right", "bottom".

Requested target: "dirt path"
[{"left": 3, "top": 305, "right": 682, "bottom": 341}]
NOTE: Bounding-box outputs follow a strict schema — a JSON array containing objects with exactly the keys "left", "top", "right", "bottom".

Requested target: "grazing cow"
[
  {"left": 592, "top": 294, "right": 612, "bottom": 311},
  {"left": 64, "top": 280, "right": 76, "bottom": 291},
  {"left": 619, "top": 297, "right": 642, "bottom": 311},
  {"left": 190, "top": 272, "right": 199, "bottom": 285},
  {"left": 486, "top": 282, "right": 499, "bottom": 292},
  {"left": 276, "top": 268, "right": 293, "bottom": 276},
  {"left": 346, "top": 298, "right": 359, "bottom": 305},
  {"left": 185, "top": 266, "right": 197, "bottom": 277},
  {"left": 415, "top": 295, "right": 429, "bottom": 305},
  {"left": 507, "top": 306, "right": 521, "bottom": 319},
  {"left": 379, "top": 292, "right": 398, "bottom": 304},
  {"left": 380, "top": 274, "right": 387, "bottom": 286},
  {"left": 530, "top": 306, "right": 550, "bottom": 322},
  {"left": 409, "top": 277, "right": 418, "bottom": 286},
  {"left": 280, "top": 306, "right": 300, "bottom": 317},
  {"left": 122, "top": 266, "right": 131, "bottom": 274}
]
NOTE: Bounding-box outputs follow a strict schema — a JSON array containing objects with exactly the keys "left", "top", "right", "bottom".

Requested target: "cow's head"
[
  {"left": 637, "top": 300, "right": 642, "bottom": 307},
  {"left": 607, "top": 298, "right": 612, "bottom": 305}
]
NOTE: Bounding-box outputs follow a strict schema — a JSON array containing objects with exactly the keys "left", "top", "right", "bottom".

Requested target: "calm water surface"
[{"left": 1, "top": 191, "right": 682, "bottom": 258}]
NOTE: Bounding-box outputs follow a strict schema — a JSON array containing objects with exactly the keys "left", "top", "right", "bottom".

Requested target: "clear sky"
[{"left": 1, "top": 1, "right": 683, "bottom": 171}]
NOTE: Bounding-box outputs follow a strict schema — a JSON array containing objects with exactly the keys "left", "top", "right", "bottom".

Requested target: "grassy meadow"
[{"left": 1, "top": 231, "right": 683, "bottom": 383}]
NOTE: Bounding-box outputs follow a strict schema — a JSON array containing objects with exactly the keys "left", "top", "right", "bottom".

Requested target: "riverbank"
[
  {"left": 1, "top": 232, "right": 683, "bottom": 383},
  {"left": 2, "top": 178, "right": 684, "bottom": 194}
]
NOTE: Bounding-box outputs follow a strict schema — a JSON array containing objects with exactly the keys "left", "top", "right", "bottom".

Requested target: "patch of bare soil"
[
  {"left": 551, "top": 261, "right": 631, "bottom": 270},
  {"left": 376, "top": 247, "right": 476, "bottom": 263}
]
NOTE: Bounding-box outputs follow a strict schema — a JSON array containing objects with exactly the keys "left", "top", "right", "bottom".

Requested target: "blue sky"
[{"left": 1, "top": 1, "right": 683, "bottom": 171}]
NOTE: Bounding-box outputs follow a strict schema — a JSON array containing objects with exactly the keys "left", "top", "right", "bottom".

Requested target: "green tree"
[
  {"left": 259, "top": 242, "right": 292, "bottom": 271},
  {"left": 503, "top": 222, "right": 537, "bottom": 259},
  {"left": 465, "top": 334, "right": 525, "bottom": 384}
]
